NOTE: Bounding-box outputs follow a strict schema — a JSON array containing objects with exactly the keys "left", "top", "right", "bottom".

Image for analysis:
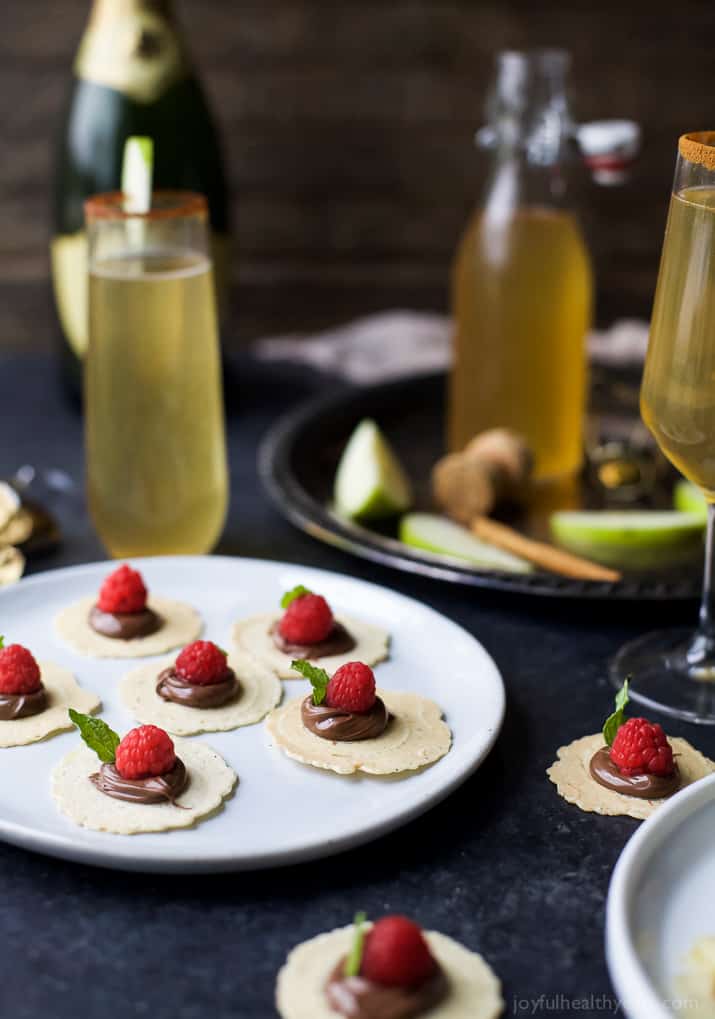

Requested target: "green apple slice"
[
  {"left": 334, "top": 419, "right": 413, "bottom": 520},
  {"left": 121, "top": 136, "right": 154, "bottom": 213},
  {"left": 673, "top": 479, "right": 708, "bottom": 521},
  {"left": 399, "top": 513, "right": 533, "bottom": 573},
  {"left": 550, "top": 510, "right": 705, "bottom": 569}
]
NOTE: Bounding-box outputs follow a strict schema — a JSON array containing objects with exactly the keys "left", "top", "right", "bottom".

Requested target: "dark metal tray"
[{"left": 259, "top": 373, "right": 700, "bottom": 601}]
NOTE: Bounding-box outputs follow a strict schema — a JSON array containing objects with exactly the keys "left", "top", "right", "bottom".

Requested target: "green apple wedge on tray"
[{"left": 332, "top": 417, "right": 708, "bottom": 577}]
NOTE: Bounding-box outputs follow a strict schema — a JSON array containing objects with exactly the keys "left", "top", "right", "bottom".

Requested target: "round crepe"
[
  {"left": 55, "top": 595, "right": 202, "bottom": 658},
  {"left": 232, "top": 612, "right": 389, "bottom": 679},
  {"left": 0, "top": 661, "right": 100, "bottom": 748},
  {"left": 266, "top": 690, "right": 451, "bottom": 776},
  {"left": 547, "top": 732, "right": 715, "bottom": 820},
  {"left": 51, "top": 738, "right": 237, "bottom": 835},
  {"left": 276, "top": 924, "right": 503, "bottom": 1019},
  {"left": 119, "top": 647, "right": 282, "bottom": 735}
]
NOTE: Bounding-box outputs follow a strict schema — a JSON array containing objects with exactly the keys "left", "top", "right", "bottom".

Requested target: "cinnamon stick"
[{"left": 471, "top": 516, "right": 621, "bottom": 582}]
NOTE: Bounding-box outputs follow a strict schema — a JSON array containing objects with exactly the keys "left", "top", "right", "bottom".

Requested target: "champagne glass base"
[{"left": 610, "top": 627, "right": 715, "bottom": 725}]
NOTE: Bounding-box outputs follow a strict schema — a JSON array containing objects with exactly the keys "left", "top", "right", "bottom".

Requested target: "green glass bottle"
[{"left": 51, "top": 0, "right": 230, "bottom": 395}]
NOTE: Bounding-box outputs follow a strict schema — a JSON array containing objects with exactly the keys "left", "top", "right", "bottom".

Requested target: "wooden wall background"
[{"left": 2, "top": 0, "right": 714, "bottom": 351}]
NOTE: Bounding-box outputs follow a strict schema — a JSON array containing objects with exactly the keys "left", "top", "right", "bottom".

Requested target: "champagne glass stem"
[{"left": 687, "top": 502, "right": 715, "bottom": 670}]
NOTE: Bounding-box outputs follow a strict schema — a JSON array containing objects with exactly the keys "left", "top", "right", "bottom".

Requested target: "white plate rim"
[
  {"left": 606, "top": 771, "right": 715, "bottom": 1019},
  {"left": 0, "top": 555, "right": 506, "bottom": 873}
]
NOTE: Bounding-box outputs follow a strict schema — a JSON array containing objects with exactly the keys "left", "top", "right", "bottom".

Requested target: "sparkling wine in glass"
[{"left": 612, "top": 132, "right": 715, "bottom": 722}]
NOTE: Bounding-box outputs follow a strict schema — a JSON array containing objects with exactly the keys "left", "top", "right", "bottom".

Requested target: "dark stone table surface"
[{"left": 0, "top": 352, "right": 706, "bottom": 1019}]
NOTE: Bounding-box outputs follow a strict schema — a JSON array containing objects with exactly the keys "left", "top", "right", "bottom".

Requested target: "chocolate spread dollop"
[
  {"left": 301, "top": 696, "right": 389, "bottom": 742},
  {"left": 90, "top": 759, "right": 188, "bottom": 805},
  {"left": 0, "top": 686, "right": 47, "bottom": 720},
  {"left": 89, "top": 604, "right": 162, "bottom": 641},
  {"left": 271, "top": 620, "right": 356, "bottom": 659},
  {"left": 589, "top": 746, "right": 680, "bottom": 800},
  {"left": 325, "top": 957, "right": 449, "bottom": 1019},
  {"left": 156, "top": 667, "right": 240, "bottom": 709}
]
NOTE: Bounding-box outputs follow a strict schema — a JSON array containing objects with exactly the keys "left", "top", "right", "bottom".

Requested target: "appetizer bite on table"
[
  {"left": 233, "top": 584, "right": 389, "bottom": 679},
  {"left": 120, "top": 639, "right": 281, "bottom": 735},
  {"left": 52, "top": 713, "right": 236, "bottom": 834},
  {"left": 54, "top": 564, "right": 202, "bottom": 658},
  {"left": 547, "top": 681, "right": 715, "bottom": 819},
  {"left": 0, "top": 636, "right": 100, "bottom": 748},
  {"left": 276, "top": 912, "right": 503, "bottom": 1019},
  {"left": 265, "top": 659, "right": 451, "bottom": 776}
]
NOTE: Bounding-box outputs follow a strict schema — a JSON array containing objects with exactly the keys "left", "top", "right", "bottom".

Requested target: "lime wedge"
[
  {"left": 550, "top": 510, "right": 705, "bottom": 569},
  {"left": 399, "top": 513, "right": 533, "bottom": 573},
  {"left": 673, "top": 479, "right": 708, "bottom": 521},
  {"left": 334, "top": 419, "right": 413, "bottom": 520},
  {"left": 121, "top": 136, "right": 154, "bottom": 214}
]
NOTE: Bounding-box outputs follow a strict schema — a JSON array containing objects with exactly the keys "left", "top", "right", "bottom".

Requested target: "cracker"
[
  {"left": 55, "top": 595, "right": 202, "bottom": 658},
  {"left": 276, "top": 924, "right": 503, "bottom": 1019},
  {"left": 0, "top": 662, "right": 101, "bottom": 748},
  {"left": 51, "top": 738, "right": 237, "bottom": 835},
  {"left": 547, "top": 733, "right": 715, "bottom": 820},
  {"left": 119, "top": 647, "right": 282, "bottom": 735},
  {"left": 265, "top": 690, "right": 451, "bottom": 776},
  {"left": 232, "top": 612, "right": 389, "bottom": 679}
]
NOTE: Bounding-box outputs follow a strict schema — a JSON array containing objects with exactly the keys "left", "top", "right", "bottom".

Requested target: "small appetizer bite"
[
  {"left": 265, "top": 659, "right": 451, "bottom": 776},
  {"left": 276, "top": 912, "right": 503, "bottom": 1019},
  {"left": 548, "top": 681, "right": 715, "bottom": 819},
  {"left": 52, "top": 712, "right": 236, "bottom": 834},
  {"left": 54, "top": 564, "right": 202, "bottom": 658},
  {"left": 119, "top": 639, "right": 281, "bottom": 735},
  {"left": 0, "top": 637, "right": 100, "bottom": 748},
  {"left": 232, "top": 584, "right": 389, "bottom": 679}
]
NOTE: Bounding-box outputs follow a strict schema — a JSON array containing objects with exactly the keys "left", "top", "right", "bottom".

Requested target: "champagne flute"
[
  {"left": 85, "top": 191, "right": 228, "bottom": 557},
  {"left": 612, "top": 132, "right": 715, "bottom": 722}
]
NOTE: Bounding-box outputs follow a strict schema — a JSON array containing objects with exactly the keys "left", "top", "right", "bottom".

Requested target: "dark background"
[{"left": 3, "top": 0, "right": 715, "bottom": 350}]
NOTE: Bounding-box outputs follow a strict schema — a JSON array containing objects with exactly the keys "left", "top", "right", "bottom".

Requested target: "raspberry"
[
  {"left": 175, "top": 641, "right": 229, "bottom": 686},
  {"left": 326, "top": 661, "right": 376, "bottom": 713},
  {"left": 361, "top": 916, "right": 437, "bottom": 988},
  {"left": 97, "top": 564, "right": 148, "bottom": 614},
  {"left": 115, "top": 725, "right": 176, "bottom": 780},
  {"left": 610, "top": 717, "right": 675, "bottom": 777},
  {"left": 279, "top": 593, "right": 333, "bottom": 644},
  {"left": 0, "top": 643, "right": 42, "bottom": 695}
]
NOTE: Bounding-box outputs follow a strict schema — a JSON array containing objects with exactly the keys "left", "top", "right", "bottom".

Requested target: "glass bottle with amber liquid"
[
  {"left": 449, "top": 50, "right": 593, "bottom": 481},
  {"left": 52, "top": 0, "right": 230, "bottom": 396}
]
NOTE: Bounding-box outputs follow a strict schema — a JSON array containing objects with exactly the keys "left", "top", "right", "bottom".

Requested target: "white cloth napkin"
[{"left": 253, "top": 311, "right": 649, "bottom": 384}]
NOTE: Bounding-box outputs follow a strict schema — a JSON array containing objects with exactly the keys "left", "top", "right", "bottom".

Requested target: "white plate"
[
  {"left": 0, "top": 556, "right": 504, "bottom": 873},
  {"left": 607, "top": 771, "right": 715, "bottom": 1018}
]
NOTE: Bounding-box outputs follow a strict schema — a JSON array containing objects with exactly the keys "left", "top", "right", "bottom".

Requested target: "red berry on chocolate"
[
  {"left": 326, "top": 661, "right": 376, "bottom": 713},
  {"left": 610, "top": 717, "right": 675, "bottom": 777},
  {"left": 115, "top": 725, "right": 176, "bottom": 780},
  {"left": 0, "top": 643, "right": 42, "bottom": 695},
  {"left": 361, "top": 916, "right": 437, "bottom": 988},
  {"left": 97, "top": 564, "right": 148, "bottom": 614},
  {"left": 175, "top": 640, "right": 229, "bottom": 686},
  {"left": 279, "top": 593, "right": 334, "bottom": 645}
]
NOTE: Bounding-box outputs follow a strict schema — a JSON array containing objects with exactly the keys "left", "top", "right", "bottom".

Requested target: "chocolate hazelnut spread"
[
  {"left": 325, "top": 958, "right": 449, "bottom": 1019},
  {"left": 0, "top": 686, "right": 47, "bottom": 720},
  {"left": 89, "top": 605, "right": 162, "bottom": 640},
  {"left": 156, "top": 667, "right": 240, "bottom": 709},
  {"left": 589, "top": 746, "right": 680, "bottom": 800},
  {"left": 301, "top": 696, "right": 389, "bottom": 742},
  {"left": 90, "top": 759, "right": 188, "bottom": 805},
  {"left": 271, "top": 620, "right": 356, "bottom": 659}
]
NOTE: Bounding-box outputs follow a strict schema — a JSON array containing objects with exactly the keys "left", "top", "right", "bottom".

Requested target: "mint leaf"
[
  {"left": 0, "top": 636, "right": 4, "bottom": 649},
  {"left": 68, "top": 709, "right": 120, "bottom": 764},
  {"left": 281, "top": 585, "right": 312, "bottom": 609},
  {"left": 344, "top": 912, "right": 368, "bottom": 978},
  {"left": 291, "top": 659, "right": 330, "bottom": 704},
  {"left": 603, "top": 679, "right": 630, "bottom": 747}
]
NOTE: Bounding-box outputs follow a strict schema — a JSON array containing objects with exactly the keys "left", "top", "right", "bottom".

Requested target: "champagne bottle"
[{"left": 51, "top": 0, "right": 230, "bottom": 394}]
